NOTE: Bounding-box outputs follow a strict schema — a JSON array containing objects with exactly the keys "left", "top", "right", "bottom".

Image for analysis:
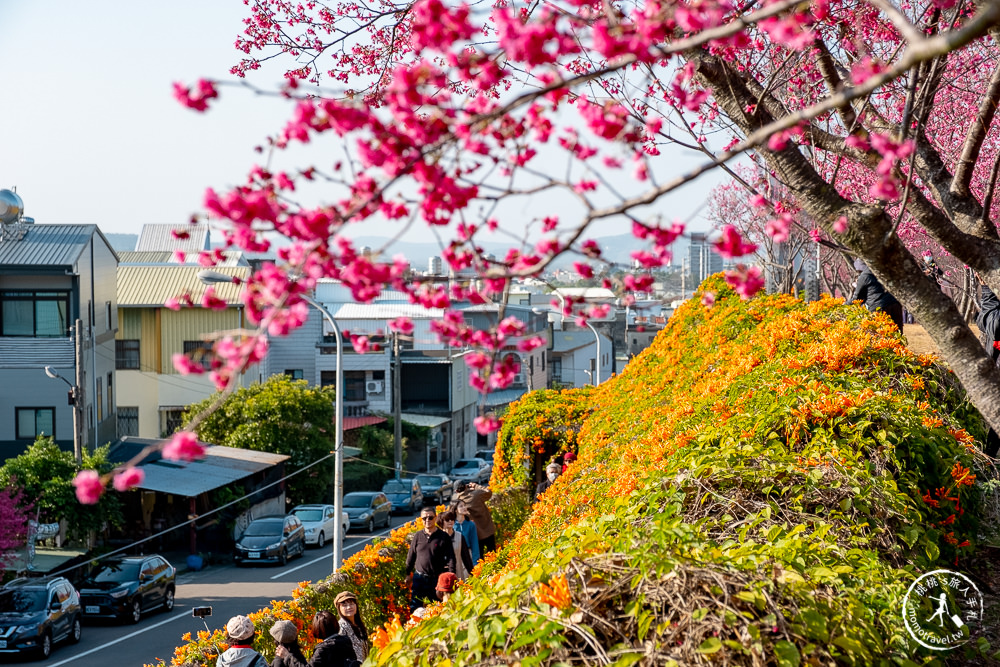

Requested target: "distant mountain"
[
  {"left": 346, "top": 233, "right": 691, "bottom": 270},
  {"left": 106, "top": 233, "right": 138, "bottom": 252}
]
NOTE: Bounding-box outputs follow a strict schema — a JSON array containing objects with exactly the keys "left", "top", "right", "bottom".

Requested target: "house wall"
[
  {"left": 116, "top": 369, "right": 225, "bottom": 439},
  {"left": 263, "top": 307, "right": 321, "bottom": 384}
]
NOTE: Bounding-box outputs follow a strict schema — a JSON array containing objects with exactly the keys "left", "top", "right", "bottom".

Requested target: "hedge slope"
[{"left": 373, "top": 278, "right": 988, "bottom": 666}]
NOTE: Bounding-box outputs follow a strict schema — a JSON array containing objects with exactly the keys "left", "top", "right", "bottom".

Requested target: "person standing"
[
  {"left": 454, "top": 482, "right": 497, "bottom": 554},
  {"left": 275, "top": 611, "right": 356, "bottom": 667},
  {"left": 453, "top": 501, "right": 480, "bottom": 567},
  {"left": 851, "top": 260, "right": 903, "bottom": 333},
  {"left": 977, "top": 282, "right": 1000, "bottom": 457},
  {"left": 534, "top": 462, "right": 561, "bottom": 500},
  {"left": 269, "top": 620, "right": 305, "bottom": 667},
  {"left": 218, "top": 616, "right": 267, "bottom": 667},
  {"left": 436, "top": 510, "right": 474, "bottom": 580},
  {"left": 333, "top": 591, "right": 369, "bottom": 664},
  {"left": 404, "top": 507, "right": 456, "bottom": 611}
]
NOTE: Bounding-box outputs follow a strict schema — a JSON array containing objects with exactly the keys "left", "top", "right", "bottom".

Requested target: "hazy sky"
[{"left": 0, "top": 1, "right": 720, "bottom": 245}]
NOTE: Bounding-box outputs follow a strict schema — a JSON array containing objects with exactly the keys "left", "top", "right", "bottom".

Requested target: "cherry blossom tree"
[
  {"left": 83, "top": 0, "right": 1000, "bottom": 494},
  {"left": 0, "top": 487, "right": 29, "bottom": 570}
]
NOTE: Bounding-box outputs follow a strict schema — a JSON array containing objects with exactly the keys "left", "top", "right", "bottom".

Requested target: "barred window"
[
  {"left": 116, "top": 340, "right": 140, "bottom": 370},
  {"left": 118, "top": 407, "right": 139, "bottom": 437}
]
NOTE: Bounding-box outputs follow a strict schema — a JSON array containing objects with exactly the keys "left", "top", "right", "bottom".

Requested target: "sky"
[{"left": 0, "top": 1, "right": 722, "bottom": 247}]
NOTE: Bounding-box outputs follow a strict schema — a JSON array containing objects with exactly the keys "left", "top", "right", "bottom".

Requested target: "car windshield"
[
  {"left": 383, "top": 481, "right": 408, "bottom": 493},
  {"left": 92, "top": 562, "right": 141, "bottom": 582},
  {"left": 417, "top": 476, "right": 441, "bottom": 486},
  {"left": 293, "top": 509, "right": 323, "bottom": 522},
  {"left": 0, "top": 589, "right": 47, "bottom": 614},
  {"left": 243, "top": 520, "right": 283, "bottom": 536},
  {"left": 344, "top": 494, "right": 374, "bottom": 508},
  {"left": 455, "top": 460, "right": 478, "bottom": 469}
]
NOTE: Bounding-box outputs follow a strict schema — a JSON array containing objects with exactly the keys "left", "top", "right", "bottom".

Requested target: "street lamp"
[
  {"left": 198, "top": 270, "right": 346, "bottom": 571},
  {"left": 532, "top": 300, "right": 602, "bottom": 386},
  {"left": 44, "top": 366, "right": 82, "bottom": 463}
]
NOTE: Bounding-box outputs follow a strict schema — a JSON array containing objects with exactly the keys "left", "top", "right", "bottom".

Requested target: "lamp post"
[
  {"left": 44, "top": 365, "right": 82, "bottom": 463},
  {"left": 534, "top": 292, "right": 602, "bottom": 385},
  {"left": 198, "top": 270, "right": 345, "bottom": 570}
]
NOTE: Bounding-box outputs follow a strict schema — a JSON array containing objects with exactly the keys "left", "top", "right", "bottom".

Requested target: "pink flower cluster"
[{"left": 173, "top": 79, "right": 219, "bottom": 112}]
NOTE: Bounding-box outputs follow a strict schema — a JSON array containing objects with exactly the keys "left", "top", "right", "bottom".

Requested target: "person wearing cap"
[
  {"left": 453, "top": 481, "right": 497, "bottom": 555},
  {"left": 275, "top": 610, "right": 356, "bottom": 667},
  {"left": 534, "top": 462, "right": 562, "bottom": 500},
  {"left": 334, "top": 591, "right": 369, "bottom": 664},
  {"left": 269, "top": 620, "right": 305, "bottom": 667},
  {"left": 218, "top": 615, "right": 267, "bottom": 667},
  {"left": 436, "top": 572, "right": 458, "bottom": 602}
]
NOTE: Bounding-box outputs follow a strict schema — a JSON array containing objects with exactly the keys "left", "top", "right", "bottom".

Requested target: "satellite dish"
[{"left": 0, "top": 189, "right": 24, "bottom": 225}]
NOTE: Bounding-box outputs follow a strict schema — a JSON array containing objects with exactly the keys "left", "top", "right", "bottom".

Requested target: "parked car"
[
  {"left": 291, "top": 504, "right": 349, "bottom": 548},
  {"left": 450, "top": 458, "right": 491, "bottom": 484},
  {"left": 416, "top": 474, "right": 453, "bottom": 505},
  {"left": 0, "top": 576, "right": 82, "bottom": 659},
  {"left": 343, "top": 492, "right": 392, "bottom": 532},
  {"left": 79, "top": 555, "right": 176, "bottom": 623},
  {"left": 234, "top": 515, "right": 306, "bottom": 566},
  {"left": 382, "top": 478, "right": 423, "bottom": 514},
  {"left": 475, "top": 449, "right": 495, "bottom": 479}
]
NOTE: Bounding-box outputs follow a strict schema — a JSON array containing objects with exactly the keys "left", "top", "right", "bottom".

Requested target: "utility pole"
[
  {"left": 73, "top": 319, "right": 84, "bottom": 462},
  {"left": 393, "top": 332, "right": 402, "bottom": 479}
]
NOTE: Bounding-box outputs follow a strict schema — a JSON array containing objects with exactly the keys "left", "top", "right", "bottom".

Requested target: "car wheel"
[
  {"left": 38, "top": 632, "right": 52, "bottom": 659},
  {"left": 316, "top": 532, "right": 326, "bottom": 549},
  {"left": 383, "top": 512, "right": 391, "bottom": 528},
  {"left": 128, "top": 598, "right": 142, "bottom": 624},
  {"left": 70, "top": 616, "right": 82, "bottom": 643},
  {"left": 367, "top": 517, "right": 375, "bottom": 533},
  {"left": 164, "top": 587, "right": 175, "bottom": 612},
  {"left": 278, "top": 549, "right": 287, "bottom": 566}
]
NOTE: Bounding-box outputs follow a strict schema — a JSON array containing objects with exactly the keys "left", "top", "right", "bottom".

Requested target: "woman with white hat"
[{"left": 217, "top": 615, "right": 267, "bottom": 667}]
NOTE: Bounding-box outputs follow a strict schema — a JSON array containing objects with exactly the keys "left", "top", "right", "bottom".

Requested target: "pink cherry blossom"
[
  {"left": 162, "top": 432, "right": 206, "bottom": 463},
  {"left": 474, "top": 414, "right": 500, "bottom": 435},
  {"left": 113, "top": 467, "right": 146, "bottom": 492},
  {"left": 73, "top": 470, "right": 104, "bottom": 505},
  {"left": 713, "top": 225, "right": 758, "bottom": 259},
  {"left": 701, "top": 292, "right": 716, "bottom": 308},
  {"left": 173, "top": 79, "right": 219, "bottom": 112},
  {"left": 724, "top": 265, "right": 765, "bottom": 300}
]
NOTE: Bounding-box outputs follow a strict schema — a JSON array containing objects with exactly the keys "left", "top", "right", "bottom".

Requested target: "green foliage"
[
  {"left": 0, "top": 437, "right": 123, "bottom": 542},
  {"left": 184, "top": 376, "right": 337, "bottom": 505}
]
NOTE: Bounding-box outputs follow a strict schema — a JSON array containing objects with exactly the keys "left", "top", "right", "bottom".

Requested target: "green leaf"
[
  {"left": 774, "top": 640, "right": 801, "bottom": 667},
  {"left": 925, "top": 540, "right": 940, "bottom": 562},
  {"left": 697, "top": 637, "right": 723, "bottom": 654}
]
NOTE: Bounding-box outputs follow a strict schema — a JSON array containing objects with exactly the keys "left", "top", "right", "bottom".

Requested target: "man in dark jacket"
[
  {"left": 977, "top": 284, "right": 1000, "bottom": 456},
  {"left": 851, "top": 261, "right": 903, "bottom": 333},
  {"left": 405, "top": 507, "right": 455, "bottom": 611}
]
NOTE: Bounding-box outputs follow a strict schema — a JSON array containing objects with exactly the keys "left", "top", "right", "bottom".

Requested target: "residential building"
[
  {"left": 549, "top": 330, "right": 613, "bottom": 388},
  {"left": 115, "top": 257, "right": 251, "bottom": 438},
  {"left": 0, "top": 221, "right": 119, "bottom": 460},
  {"left": 687, "top": 232, "right": 724, "bottom": 287}
]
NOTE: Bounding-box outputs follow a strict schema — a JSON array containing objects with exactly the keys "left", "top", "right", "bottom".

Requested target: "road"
[{"left": 1, "top": 514, "right": 415, "bottom": 667}]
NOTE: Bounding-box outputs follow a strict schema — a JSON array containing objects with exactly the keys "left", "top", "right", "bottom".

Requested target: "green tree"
[
  {"left": 0, "top": 437, "right": 123, "bottom": 543},
  {"left": 184, "top": 376, "right": 337, "bottom": 506}
]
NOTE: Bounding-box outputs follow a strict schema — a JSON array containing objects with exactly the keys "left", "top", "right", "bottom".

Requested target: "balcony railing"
[{"left": 0, "top": 336, "right": 74, "bottom": 368}]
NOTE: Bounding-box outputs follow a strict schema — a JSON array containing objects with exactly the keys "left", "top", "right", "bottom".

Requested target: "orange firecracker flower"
[
  {"left": 534, "top": 574, "right": 573, "bottom": 610},
  {"left": 951, "top": 462, "right": 976, "bottom": 487}
]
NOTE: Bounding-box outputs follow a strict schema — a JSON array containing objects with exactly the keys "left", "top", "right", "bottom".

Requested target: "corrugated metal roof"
[
  {"left": 0, "top": 224, "right": 98, "bottom": 266},
  {"left": 110, "top": 439, "right": 289, "bottom": 497},
  {"left": 399, "top": 413, "right": 451, "bottom": 428},
  {"left": 136, "top": 224, "right": 210, "bottom": 252},
  {"left": 483, "top": 387, "right": 529, "bottom": 407},
  {"left": 118, "top": 250, "right": 248, "bottom": 267},
  {"left": 117, "top": 265, "right": 248, "bottom": 306},
  {"left": 343, "top": 415, "right": 387, "bottom": 430},
  {"left": 552, "top": 331, "right": 602, "bottom": 352}
]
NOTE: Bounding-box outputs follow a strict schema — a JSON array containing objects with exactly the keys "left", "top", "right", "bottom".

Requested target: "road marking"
[
  {"left": 269, "top": 526, "right": 398, "bottom": 580},
  {"left": 46, "top": 613, "right": 190, "bottom": 667}
]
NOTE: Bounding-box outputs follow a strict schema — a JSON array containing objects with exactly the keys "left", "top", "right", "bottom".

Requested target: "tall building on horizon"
[{"left": 687, "top": 232, "right": 723, "bottom": 286}]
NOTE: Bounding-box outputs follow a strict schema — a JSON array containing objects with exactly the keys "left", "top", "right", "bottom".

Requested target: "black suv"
[
  {"left": 79, "top": 555, "right": 176, "bottom": 623},
  {"left": 0, "top": 576, "right": 82, "bottom": 659}
]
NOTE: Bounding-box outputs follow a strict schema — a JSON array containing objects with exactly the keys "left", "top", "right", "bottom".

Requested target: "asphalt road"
[{"left": 0, "top": 514, "right": 416, "bottom": 667}]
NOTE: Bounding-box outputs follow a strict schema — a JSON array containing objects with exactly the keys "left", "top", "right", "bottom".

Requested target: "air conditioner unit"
[
  {"left": 366, "top": 380, "right": 384, "bottom": 394},
  {"left": 513, "top": 373, "right": 526, "bottom": 386}
]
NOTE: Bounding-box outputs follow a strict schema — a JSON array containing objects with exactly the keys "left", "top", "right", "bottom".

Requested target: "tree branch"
[{"left": 951, "top": 58, "right": 1000, "bottom": 197}]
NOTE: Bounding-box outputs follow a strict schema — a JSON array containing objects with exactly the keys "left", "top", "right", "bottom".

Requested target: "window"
[
  {"left": 96, "top": 377, "right": 103, "bottom": 422},
  {"left": 183, "top": 341, "right": 214, "bottom": 370},
  {"left": 118, "top": 407, "right": 139, "bottom": 437},
  {"left": 161, "top": 409, "right": 184, "bottom": 436},
  {"left": 107, "top": 373, "right": 113, "bottom": 418},
  {"left": 321, "top": 371, "right": 367, "bottom": 401},
  {"left": 116, "top": 340, "right": 140, "bottom": 369},
  {"left": 0, "top": 291, "right": 70, "bottom": 337},
  {"left": 552, "top": 359, "right": 562, "bottom": 380},
  {"left": 16, "top": 408, "right": 55, "bottom": 440},
  {"left": 105, "top": 301, "right": 112, "bottom": 330},
  {"left": 285, "top": 369, "right": 304, "bottom": 380},
  {"left": 372, "top": 370, "right": 385, "bottom": 381}
]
